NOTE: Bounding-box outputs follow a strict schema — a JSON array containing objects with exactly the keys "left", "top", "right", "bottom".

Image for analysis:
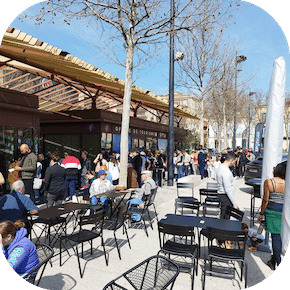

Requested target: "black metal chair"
[
  {"left": 157, "top": 221, "right": 198, "bottom": 290},
  {"left": 103, "top": 255, "right": 180, "bottom": 290},
  {"left": 175, "top": 182, "right": 199, "bottom": 215},
  {"left": 103, "top": 202, "right": 131, "bottom": 260},
  {"left": 175, "top": 198, "right": 200, "bottom": 215},
  {"left": 224, "top": 205, "right": 244, "bottom": 221},
  {"left": 59, "top": 208, "right": 108, "bottom": 278},
  {"left": 199, "top": 188, "right": 220, "bottom": 217},
  {"left": 128, "top": 188, "right": 158, "bottom": 237},
  {"left": 202, "top": 227, "right": 248, "bottom": 290},
  {"left": 23, "top": 243, "right": 54, "bottom": 286}
]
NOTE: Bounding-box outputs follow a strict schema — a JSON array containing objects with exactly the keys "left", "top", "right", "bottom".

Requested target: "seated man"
[
  {"left": 0, "top": 180, "right": 39, "bottom": 237},
  {"left": 127, "top": 170, "right": 157, "bottom": 222},
  {"left": 89, "top": 169, "right": 115, "bottom": 216}
]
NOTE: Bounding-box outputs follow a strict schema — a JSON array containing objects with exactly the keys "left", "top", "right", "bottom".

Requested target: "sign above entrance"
[{"left": 113, "top": 125, "right": 167, "bottom": 139}]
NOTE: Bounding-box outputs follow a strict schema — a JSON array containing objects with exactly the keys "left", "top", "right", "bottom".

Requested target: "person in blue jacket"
[
  {"left": 198, "top": 145, "right": 206, "bottom": 179},
  {"left": 0, "top": 220, "right": 39, "bottom": 276}
]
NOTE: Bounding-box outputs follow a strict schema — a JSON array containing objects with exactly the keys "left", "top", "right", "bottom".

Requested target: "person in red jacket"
[{"left": 61, "top": 153, "right": 81, "bottom": 200}]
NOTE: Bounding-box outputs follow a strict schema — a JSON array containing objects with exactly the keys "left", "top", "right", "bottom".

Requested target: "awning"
[{"left": 0, "top": 27, "right": 199, "bottom": 121}]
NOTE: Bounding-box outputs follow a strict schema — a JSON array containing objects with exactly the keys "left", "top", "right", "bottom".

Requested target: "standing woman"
[
  {"left": 43, "top": 152, "right": 67, "bottom": 208},
  {"left": 257, "top": 161, "right": 287, "bottom": 269},
  {"left": 0, "top": 220, "right": 39, "bottom": 276},
  {"left": 108, "top": 157, "right": 120, "bottom": 185}
]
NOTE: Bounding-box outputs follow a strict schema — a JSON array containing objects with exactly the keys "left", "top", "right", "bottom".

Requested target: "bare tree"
[{"left": 29, "top": 0, "right": 239, "bottom": 187}]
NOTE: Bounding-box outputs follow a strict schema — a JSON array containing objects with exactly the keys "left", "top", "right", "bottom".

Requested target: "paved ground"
[{"left": 25, "top": 175, "right": 275, "bottom": 289}]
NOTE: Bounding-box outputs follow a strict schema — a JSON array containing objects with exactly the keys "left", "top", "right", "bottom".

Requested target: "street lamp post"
[
  {"left": 233, "top": 53, "right": 247, "bottom": 149},
  {"left": 167, "top": 0, "right": 175, "bottom": 186},
  {"left": 247, "top": 91, "right": 256, "bottom": 148}
]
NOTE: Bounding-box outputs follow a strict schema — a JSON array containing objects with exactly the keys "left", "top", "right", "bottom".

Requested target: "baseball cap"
[{"left": 98, "top": 169, "right": 107, "bottom": 176}]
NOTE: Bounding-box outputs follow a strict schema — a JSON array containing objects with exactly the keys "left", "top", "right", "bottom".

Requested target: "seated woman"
[
  {"left": 89, "top": 169, "right": 115, "bottom": 216},
  {"left": 127, "top": 170, "right": 156, "bottom": 222},
  {"left": 0, "top": 220, "right": 39, "bottom": 276}
]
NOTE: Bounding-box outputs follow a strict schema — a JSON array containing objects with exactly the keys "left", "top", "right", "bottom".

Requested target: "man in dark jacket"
[
  {"left": 198, "top": 146, "right": 205, "bottom": 180},
  {"left": 130, "top": 150, "right": 142, "bottom": 187},
  {"left": 15, "top": 144, "right": 37, "bottom": 202},
  {"left": 43, "top": 153, "right": 68, "bottom": 207}
]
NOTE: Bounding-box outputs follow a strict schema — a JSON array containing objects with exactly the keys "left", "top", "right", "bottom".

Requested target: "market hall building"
[{"left": 0, "top": 27, "right": 198, "bottom": 188}]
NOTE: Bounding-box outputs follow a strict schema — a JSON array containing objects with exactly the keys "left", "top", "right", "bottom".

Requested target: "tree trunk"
[
  {"left": 199, "top": 95, "right": 204, "bottom": 146},
  {"left": 223, "top": 101, "right": 227, "bottom": 149},
  {"left": 119, "top": 43, "right": 134, "bottom": 188}
]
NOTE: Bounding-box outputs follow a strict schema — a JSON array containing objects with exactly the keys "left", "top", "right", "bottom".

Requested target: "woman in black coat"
[{"left": 43, "top": 152, "right": 67, "bottom": 207}]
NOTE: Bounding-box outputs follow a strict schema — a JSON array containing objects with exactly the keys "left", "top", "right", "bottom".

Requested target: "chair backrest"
[
  {"left": 79, "top": 208, "right": 104, "bottom": 228},
  {"left": 206, "top": 182, "right": 218, "bottom": 190},
  {"left": 225, "top": 206, "right": 244, "bottom": 221},
  {"left": 177, "top": 182, "right": 194, "bottom": 198},
  {"left": 23, "top": 243, "right": 54, "bottom": 285},
  {"left": 206, "top": 227, "right": 248, "bottom": 258},
  {"left": 175, "top": 198, "right": 200, "bottom": 215},
  {"left": 143, "top": 187, "right": 158, "bottom": 207},
  {"left": 103, "top": 255, "right": 180, "bottom": 290},
  {"left": 158, "top": 221, "right": 197, "bottom": 254},
  {"left": 199, "top": 188, "right": 218, "bottom": 202}
]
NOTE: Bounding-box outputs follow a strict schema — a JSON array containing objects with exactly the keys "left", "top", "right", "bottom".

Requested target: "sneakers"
[{"left": 131, "top": 219, "right": 142, "bottom": 225}]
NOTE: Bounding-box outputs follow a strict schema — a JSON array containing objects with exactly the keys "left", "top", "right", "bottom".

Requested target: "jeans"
[
  {"left": 23, "top": 179, "right": 35, "bottom": 202},
  {"left": 207, "top": 169, "right": 212, "bottom": 178},
  {"left": 177, "top": 165, "right": 183, "bottom": 179},
  {"left": 199, "top": 165, "right": 205, "bottom": 179},
  {"left": 271, "top": 233, "right": 282, "bottom": 263},
  {"left": 90, "top": 196, "right": 109, "bottom": 216},
  {"left": 127, "top": 198, "right": 143, "bottom": 221},
  {"left": 183, "top": 165, "right": 190, "bottom": 176},
  {"left": 65, "top": 176, "right": 78, "bottom": 200}
]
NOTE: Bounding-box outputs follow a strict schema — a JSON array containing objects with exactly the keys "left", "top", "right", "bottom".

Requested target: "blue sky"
[{"left": 0, "top": 0, "right": 289, "bottom": 97}]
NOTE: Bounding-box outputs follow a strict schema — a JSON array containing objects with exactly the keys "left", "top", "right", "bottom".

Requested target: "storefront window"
[
  {"left": 0, "top": 126, "right": 39, "bottom": 192},
  {"left": 132, "top": 138, "right": 138, "bottom": 150},
  {"left": 101, "top": 133, "right": 112, "bottom": 150},
  {"left": 139, "top": 139, "right": 145, "bottom": 149},
  {"left": 146, "top": 138, "right": 158, "bottom": 151}
]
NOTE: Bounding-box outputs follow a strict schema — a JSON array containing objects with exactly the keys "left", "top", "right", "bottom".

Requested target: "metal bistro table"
[
  {"left": 96, "top": 189, "right": 131, "bottom": 218},
  {"left": 160, "top": 214, "right": 241, "bottom": 232},
  {"left": 30, "top": 202, "right": 90, "bottom": 248}
]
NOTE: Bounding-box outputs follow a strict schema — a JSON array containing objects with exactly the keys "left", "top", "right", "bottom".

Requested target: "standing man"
[
  {"left": 176, "top": 149, "right": 183, "bottom": 179},
  {"left": 61, "top": 153, "right": 81, "bottom": 200},
  {"left": 130, "top": 150, "right": 142, "bottom": 187},
  {"left": 15, "top": 144, "right": 37, "bottom": 202},
  {"left": 198, "top": 145, "right": 205, "bottom": 180},
  {"left": 216, "top": 151, "right": 239, "bottom": 219},
  {"left": 182, "top": 150, "right": 191, "bottom": 176}
]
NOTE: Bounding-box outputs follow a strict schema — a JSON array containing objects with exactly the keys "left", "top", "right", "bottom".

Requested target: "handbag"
[{"left": 33, "top": 178, "right": 42, "bottom": 189}]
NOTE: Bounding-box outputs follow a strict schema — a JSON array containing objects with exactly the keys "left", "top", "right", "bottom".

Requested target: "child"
[{"left": 241, "top": 223, "right": 263, "bottom": 251}]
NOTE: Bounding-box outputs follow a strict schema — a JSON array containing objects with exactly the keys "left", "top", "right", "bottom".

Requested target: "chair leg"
[
  {"left": 142, "top": 217, "right": 149, "bottom": 237},
  {"left": 75, "top": 244, "right": 83, "bottom": 278},
  {"left": 101, "top": 236, "right": 108, "bottom": 266},
  {"left": 123, "top": 224, "right": 131, "bottom": 249},
  {"left": 114, "top": 231, "right": 121, "bottom": 260},
  {"left": 244, "top": 261, "right": 248, "bottom": 288},
  {"left": 202, "top": 260, "right": 206, "bottom": 290},
  {"left": 147, "top": 209, "right": 153, "bottom": 230},
  {"left": 153, "top": 204, "right": 158, "bottom": 221}
]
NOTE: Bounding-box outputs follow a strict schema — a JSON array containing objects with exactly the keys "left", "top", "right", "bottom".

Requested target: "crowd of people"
[{"left": 0, "top": 142, "right": 287, "bottom": 277}]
